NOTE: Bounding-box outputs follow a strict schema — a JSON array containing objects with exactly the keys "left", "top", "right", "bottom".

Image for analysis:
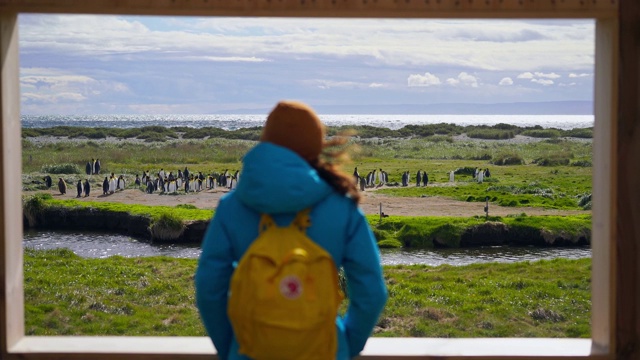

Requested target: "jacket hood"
[{"left": 235, "top": 142, "right": 333, "bottom": 214}]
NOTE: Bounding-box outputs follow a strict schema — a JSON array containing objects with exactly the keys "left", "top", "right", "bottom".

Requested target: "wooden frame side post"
[
  {"left": 592, "top": 18, "right": 618, "bottom": 356},
  {"left": 0, "top": 11, "right": 24, "bottom": 356},
  {"left": 616, "top": 0, "right": 640, "bottom": 358}
]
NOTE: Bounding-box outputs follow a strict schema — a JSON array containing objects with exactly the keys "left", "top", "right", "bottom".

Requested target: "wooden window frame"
[{"left": 1, "top": 1, "right": 634, "bottom": 359}]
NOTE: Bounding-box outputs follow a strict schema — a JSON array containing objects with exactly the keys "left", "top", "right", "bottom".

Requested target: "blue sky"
[{"left": 18, "top": 15, "right": 594, "bottom": 115}]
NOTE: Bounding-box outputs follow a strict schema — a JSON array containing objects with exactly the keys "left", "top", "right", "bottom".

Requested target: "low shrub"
[
  {"left": 41, "top": 163, "right": 81, "bottom": 174},
  {"left": 521, "top": 129, "right": 561, "bottom": 138},
  {"left": 141, "top": 133, "right": 168, "bottom": 142},
  {"left": 534, "top": 156, "right": 571, "bottom": 166},
  {"left": 578, "top": 194, "right": 592, "bottom": 210},
  {"left": 470, "top": 153, "right": 492, "bottom": 160},
  {"left": 466, "top": 129, "right": 515, "bottom": 140},
  {"left": 571, "top": 160, "right": 592, "bottom": 167},
  {"left": 563, "top": 127, "right": 593, "bottom": 138},
  {"left": 491, "top": 153, "right": 524, "bottom": 166},
  {"left": 454, "top": 167, "right": 476, "bottom": 175}
]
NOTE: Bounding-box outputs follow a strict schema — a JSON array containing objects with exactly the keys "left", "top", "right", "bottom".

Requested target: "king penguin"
[{"left": 58, "top": 178, "right": 67, "bottom": 195}]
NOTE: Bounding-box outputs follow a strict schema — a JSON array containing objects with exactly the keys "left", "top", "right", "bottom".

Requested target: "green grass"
[
  {"left": 32, "top": 196, "right": 214, "bottom": 221},
  {"left": 24, "top": 249, "right": 591, "bottom": 338},
  {"left": 380, "top": 257, "right": 591, "bottom": 338}
]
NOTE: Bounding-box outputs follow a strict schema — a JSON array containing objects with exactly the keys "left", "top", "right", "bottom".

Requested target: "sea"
[{"left": 20, "top": 114, "right": 594, "bottom": 131}]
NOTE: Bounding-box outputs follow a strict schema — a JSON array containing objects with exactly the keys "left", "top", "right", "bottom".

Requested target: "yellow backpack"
[{"left": 227, "top": 209, "right": 344, "bottom": 360}]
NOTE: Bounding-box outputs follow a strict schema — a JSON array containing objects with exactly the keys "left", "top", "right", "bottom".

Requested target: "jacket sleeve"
[
  {"left": 341, "top": 205, "right": 388, "bottom": 357},
  {"left": 195, "top": 208, "right": 235, "bottom": 360}
]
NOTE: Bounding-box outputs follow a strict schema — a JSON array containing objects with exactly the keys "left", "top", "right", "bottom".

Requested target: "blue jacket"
[{"left": 195, "top": 142, "right": 388, "bottom": 360}]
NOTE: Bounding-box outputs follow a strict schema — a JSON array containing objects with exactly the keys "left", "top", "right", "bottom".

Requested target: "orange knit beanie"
[{"left": 261, "top": 101, "right": 325, "bottom": 161}]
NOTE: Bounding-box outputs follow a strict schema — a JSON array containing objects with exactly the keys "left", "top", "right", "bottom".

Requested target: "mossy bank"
[{"left": 23, "top": 193, "right": 591, "bottom": 248}]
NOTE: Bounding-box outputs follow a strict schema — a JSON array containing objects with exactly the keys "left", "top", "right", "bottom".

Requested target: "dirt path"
[{"left": 28, "top": 187, "right": 589, "bottom": 218}]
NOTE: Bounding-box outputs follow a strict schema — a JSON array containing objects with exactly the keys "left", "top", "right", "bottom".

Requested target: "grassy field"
[
  {"left": 24, "top": 248, "right": 591, "bottom": 338},
  {"left": 22, "top": 128, "right": 593, "bottom": 210}
]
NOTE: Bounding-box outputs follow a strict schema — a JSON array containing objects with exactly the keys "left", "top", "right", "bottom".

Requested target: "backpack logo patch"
[{"left": 279, "top": 275, "right": 303, "bottom": 300}]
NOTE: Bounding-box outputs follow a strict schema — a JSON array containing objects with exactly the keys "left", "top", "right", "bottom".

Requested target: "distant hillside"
[{"left": 219, "top": 101, "right": 593, "bottom": 115}]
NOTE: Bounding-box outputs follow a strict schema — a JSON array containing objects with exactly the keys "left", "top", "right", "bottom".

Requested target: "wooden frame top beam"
[{"left": 0, "top": 0, "right": 617, "bottom": 19}]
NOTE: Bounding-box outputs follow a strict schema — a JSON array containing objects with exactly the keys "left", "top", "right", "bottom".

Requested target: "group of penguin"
[
  {"left": 43, "top": 159, "right": 241, "bottom": 198},
  {"left": 353, "top": 167, "right": 429, "bottom": 191},
  {"left": 51, "top": 158, "right": 103, "bottom": 198},
  {"left": 43, "top": 175, "right": 92, "bottom": 198},
  {"left": 137, "top": 168, "right": 240, "bottom": 195}
]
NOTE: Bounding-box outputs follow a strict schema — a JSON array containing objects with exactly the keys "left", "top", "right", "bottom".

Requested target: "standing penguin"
[
  {"left": 43, "top": 175, "right": 52, "bottom": 188},
  {"left": 58, "top": 178, "right": 67, "bottom": 195},
  {"left": 353, "top": 167, "right": 359, "bottom": 184},
  {"left": 359, "top": 176, "right": 366, "bottom": 192},
  {"left": 84, "top": 179, "right": 91, "bottom": 197},
  {"left": 102, "top": 177, "right": 109, "bottom": 195},
  {"left": 95, "top": 159, "right": 101, "bottom": 175},
  {"left": 85, "top": 162, "right": 92, "bottom": 176},
  {"left": 117, "top": 175, "right": 126, "bottom": 190},
  {"left": 416, "top": 170, "right": 422, "bottom": 187},
  {"left": 76, "top": 180, "right": 83, "bottom": 198},
  {"left": 423, "top": 172, "right": 429, "bottom": 187},
  {"left": 109, "top": 175, "right": 116, "bottom": 194},
  {"left": 146, "top": 180, "right": 154, "bottom": 194}
]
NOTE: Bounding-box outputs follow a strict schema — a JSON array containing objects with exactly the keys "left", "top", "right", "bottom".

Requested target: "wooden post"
[
  {"left": 484, "top": 197, "right": 489, "bottom": 220},
  {"left": 0, "top": 11, "right": 25, "bottom": 354},
  {"left": 616, "top": 0, "right": 640, "bottom": 358}
]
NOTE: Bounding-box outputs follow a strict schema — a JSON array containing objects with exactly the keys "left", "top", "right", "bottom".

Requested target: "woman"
[{"left": 195, "top": 100, "right": 387, "bottom": 360}]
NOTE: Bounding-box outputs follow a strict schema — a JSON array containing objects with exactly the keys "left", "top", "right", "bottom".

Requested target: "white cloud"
[
  {"left": 407, "top": 72, "right": 441, "bottom": 87},
  {"left": 499, "top": 77, "right": 513, "bottom": 86},
  {"left": 517, "top": 72, "right": 535, "bottom": 79},
  {"left": 532, "top": 78, "right": 554, "bottom": 86},
  {"left": 369, "top": 83, "right": 385, "bottom": 88},
  {"left": 534, "top": 72, "right": 561, "bottom": 79},
  {"left": 22, "top": 92, "right": 87, "bottom": 103},
  {"left": 445, "top": 72, "right": 478, "bottom": 87},
  {"left": 19, "top": 15, "right": 595, "bottom": 72},
  {"left": 559, "top": 82, "right": 577, "bottom": 87},
  {"left": 19, "top": 67, "right": 130, "bottom": 105},
  {"left": 182, "top": 56, "right": 268, "bottom": 62},
  {"left": 569, "top": 73, "right": 591, "bottom": 78}
]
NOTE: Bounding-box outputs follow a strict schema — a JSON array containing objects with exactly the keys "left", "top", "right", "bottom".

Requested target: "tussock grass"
[
  {"left": 23, "top": 249, "right": 590, "bottom": 338},
  {"left": 149, "top": 213, "right": 186, "bottom": 241}
]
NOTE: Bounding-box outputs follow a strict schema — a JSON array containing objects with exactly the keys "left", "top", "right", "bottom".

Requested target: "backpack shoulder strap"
[
  {"left": 291, "top": 208, "right": 311, "bottom": 232},
  {"left": 259, "top": 213, "right": 275, "bottom": 234}
]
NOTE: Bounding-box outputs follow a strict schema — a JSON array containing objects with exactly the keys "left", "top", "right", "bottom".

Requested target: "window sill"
[{"left": 9, "top": 336, "right": 604, "bottom": 359}]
